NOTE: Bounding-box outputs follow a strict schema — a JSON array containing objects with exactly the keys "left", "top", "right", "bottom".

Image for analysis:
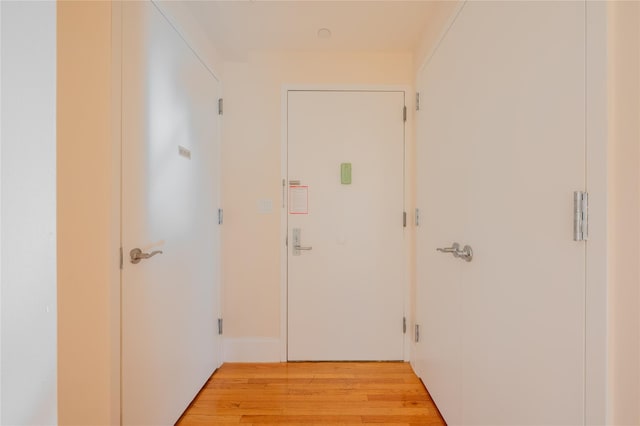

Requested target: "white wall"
[
  {"left": 57, "top": 2, "right": 119, "bottom": 423},
  {"left": 607, "top": 2, "right": 640, "bottom": 424},
  {"left": 413, "top": 0, "right": 462, "bottom": 73},
  {"left": 1, "top": 3, "right": 3, "bottom": 420},
  {"left": 1, "top": 4, "right": 3, "bottom": 420},
  {"left": 0, "top": 1, "right": 57, "bottom": 424}
]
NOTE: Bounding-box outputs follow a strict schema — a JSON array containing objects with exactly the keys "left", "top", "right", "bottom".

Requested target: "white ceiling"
[{"left": 180, "top": 1, "right": 442, "bottom": 61}]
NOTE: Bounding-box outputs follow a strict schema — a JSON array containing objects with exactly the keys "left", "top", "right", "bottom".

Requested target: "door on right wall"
[{"left": 415, "top": 2, "right": 586, "bottom": 425}]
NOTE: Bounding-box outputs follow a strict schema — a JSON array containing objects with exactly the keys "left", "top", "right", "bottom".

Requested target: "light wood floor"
[{"left": 176, "top": 362, "right": 446, "bottom": 425}]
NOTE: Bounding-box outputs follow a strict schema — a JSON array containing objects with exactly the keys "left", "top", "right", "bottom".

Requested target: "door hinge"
[
  {"left": 218, "top": 208, "right": 224, "bottom": 225},
  {"left": 403, "top": 211, "right": 407, "bottom": 228},
  {"left": 119, "top": 247, "right": 123, "bottom": 270},
  {"left": 415, "top": 324, "right": 420, "bottom": 343},
  {"left": 573, "top": 191, "right": 588, "bottom": 241},
  {"left": 403, "top": 317, "right": 407, "bottom": 334},
  {"left": 403, "top": 105, "right": 407, "bottom": 122},
  {"left": 217, "top": 318, "right": 223, "bottom": 335},
  {"left": 416, "top": 92, "right": 420, "bottom": 111},
  {"left": 415, "top": 208, "right": 421, "bottom": 227},
  {"left": 218, "top": 98, "right": 223, "bottom": 115}
]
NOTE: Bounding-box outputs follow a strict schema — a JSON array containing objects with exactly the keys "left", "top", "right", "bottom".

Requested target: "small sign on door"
[{"left": 289, "top": 185, "right": 308, "bottom": 215}]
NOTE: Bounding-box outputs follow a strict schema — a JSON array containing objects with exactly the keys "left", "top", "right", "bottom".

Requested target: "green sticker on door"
[{"left": 340, "top": 163, "right": 352, "bottom": 184}]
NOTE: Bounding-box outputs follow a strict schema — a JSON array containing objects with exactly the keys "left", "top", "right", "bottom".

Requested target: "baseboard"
[{"left": 223, "top": 337, "right": 282, "bottom": 362}]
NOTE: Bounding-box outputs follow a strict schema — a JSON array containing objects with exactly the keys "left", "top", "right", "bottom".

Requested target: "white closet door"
[
  {"left": 121, "top": 2, "right": 221, "bottom": 424},
  {"left": 416, "top": 2, "right": 586, "bottom": 424}
]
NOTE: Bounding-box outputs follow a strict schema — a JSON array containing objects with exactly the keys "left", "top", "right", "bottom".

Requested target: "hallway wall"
[
  {"left": 221, "top": 51, "right": 414, "bottom": 360},
  {"left": 57, "top": 2, "right": 120, "bottom": 423},
  {"left": 1, "top": 2, "right": 57, "bottom": 424},
  {"left": 607, "top": 1, "right": 640, "bottom": 424}
]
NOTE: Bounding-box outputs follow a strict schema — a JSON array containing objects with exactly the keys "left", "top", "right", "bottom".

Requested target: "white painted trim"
[
  {"left": 278, "top": 86, "right": 291, "bottom": 361},
  {"left": 0, "top": 3, "right": 4, "bottom": 420},
  {"left": 402, "top": 89, "right": 411, "bottom": 363},
  {"left": 585, "top": 2, "right": 608, "bottom": 424},
  {"left": 214, "top": 79, "right": 224, "bottom": 370},
  {"left": 280, "top": 87, "right": 289, "bottom": 362},
  {"left": 280, "top": 85, "right": 411, "bottom": 362},
  {"left": 284, "top": 84, "right": 412, "bottom": 93},
  {"left": 223, "top": 338, "right": 281, "bottom": 363},
  {"left": 110, "top": 3, "right": 123, "bottom": 424}
]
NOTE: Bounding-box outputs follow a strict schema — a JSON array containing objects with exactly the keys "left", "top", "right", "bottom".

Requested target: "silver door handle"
[
  {"left": 458, "top": 245, "right": 473, "bottom": 262},
  {"left": 437, "top": 243, "right": 460, "bottom": 254},
  {"left": 292, "top": 228, "right": 312, "bottom": 256},
  {"left": 130, "top": 248, "right": 163, "bottom": 264},
  {"left": 436, "top": 242, "right": 473, "bottom": 262}
]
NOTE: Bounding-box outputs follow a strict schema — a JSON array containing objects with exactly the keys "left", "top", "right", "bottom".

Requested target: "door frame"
[{"left": 279, "top": 85, "right": 412, "bottom": 361}]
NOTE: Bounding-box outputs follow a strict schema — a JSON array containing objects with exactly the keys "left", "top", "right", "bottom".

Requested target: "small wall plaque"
[{"left": 341, "top": 163, "right": 352, "bottom": 184}]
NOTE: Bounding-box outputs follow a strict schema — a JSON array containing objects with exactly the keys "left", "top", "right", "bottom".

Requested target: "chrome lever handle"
[
  {"left": 292, "top": 228, "right": 313, "bottom": 255},
  {"left": 130, "top": 248, "right": 163, "bottom": 264},
  {"left": 436, "top": 243, "right": 473, "bottom": 262},
  {"left": 458, "top": 245, "right": 473, "bottom": 262},
  {"left": 437, "top": 242, "right": 460, "bottom": 254}
]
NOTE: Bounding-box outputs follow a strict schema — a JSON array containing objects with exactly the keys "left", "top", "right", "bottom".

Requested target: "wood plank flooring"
[{"left": 176, "top": 362, "right": 446, "bottom": 425}]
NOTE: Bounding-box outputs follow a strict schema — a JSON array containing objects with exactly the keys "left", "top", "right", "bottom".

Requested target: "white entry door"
[
  {"left": 416, "top": 2, "right": 586, "bottom": 425},
  {"left": 287, "top": 90, "right": 405, "bottom": 361},
  {"left": 121, "top": 3, "right": 222, "bottom": 425}
]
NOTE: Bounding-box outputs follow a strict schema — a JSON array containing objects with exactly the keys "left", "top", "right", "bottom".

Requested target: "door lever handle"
[
  {"left": 130, "top": 248, "right": 163, "bottom": 264},
  {"left": 436, "top": 243, "right": 473, "bottom": 262},
  {"left": 292, "top": 228, "right": 312, "bottom": 255},
  {"left": 437, "top": 243, "right": 460, "bottom": 254},
  {"left": 458, "top": 245, "right": 473, "bottom": 262}
]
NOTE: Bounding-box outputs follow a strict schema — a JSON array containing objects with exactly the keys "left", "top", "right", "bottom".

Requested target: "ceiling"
[{"left": 179, "top": 1, "right": 442, "bottom": 61}]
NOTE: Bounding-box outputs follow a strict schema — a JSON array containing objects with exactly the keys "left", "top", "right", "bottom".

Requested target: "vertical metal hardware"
[
  {"left": 415, "top": 324, "right": 420, "bottom": 343},
  {"left": 119, "top": 247, "right": 123, "bottom": 270},
  {"left": 416, "top": 92, "right": 420, "bottom": 111},
  {"left": 403, "top": 106, "right": 407, "bottom": 122},
  {"left": 403, "top": 317, "right": 407, "bottom": 334},
  {"left": 218, "top": 98, "right": 223, "bottom": 115},
  {"left": 403, "top": 211, "right": 407, "bottom": 228},
  {"left": 292, "top": 228, "right": 312, "bottom": 256},
  {"left": 218, "top": 208, "right": 224, "bottom": 225},
  {"left": 415, "top": 208, "right": 421, "bottom": 227},
  {"left": 573, "top": 191, "right": 589, "bottom": 241},
  {"left": 218, "top": 318, "right": 223, "bottom": 335}
]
